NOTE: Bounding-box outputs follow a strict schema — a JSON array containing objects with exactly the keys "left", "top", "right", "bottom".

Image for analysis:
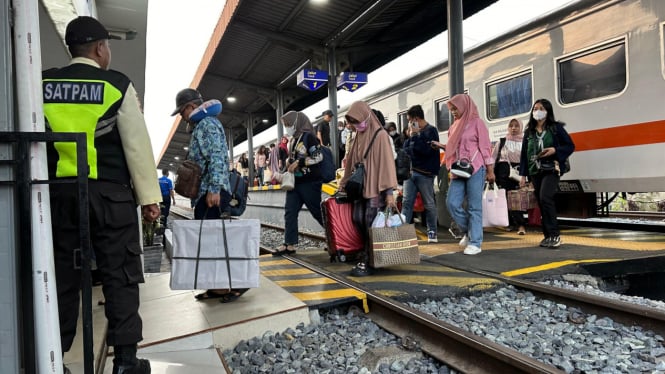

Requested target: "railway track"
[
  {"left": 266, "top": 248, "right": 563, "bottom": 373},
  {"left": 170, "top": 208, "right": 665, "bottom": 371}
]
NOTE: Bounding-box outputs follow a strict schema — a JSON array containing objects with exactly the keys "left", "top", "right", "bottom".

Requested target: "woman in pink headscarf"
[
  {"left": 492, "top": 118, "right": 527, "bottom": 234},
  {"left": 445, "top": 94, "right": 495, "bottom": 256}
]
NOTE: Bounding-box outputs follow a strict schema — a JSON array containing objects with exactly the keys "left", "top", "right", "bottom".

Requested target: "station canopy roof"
[{"left": 158, "top": 0, "right": 497, "bottom": 169}]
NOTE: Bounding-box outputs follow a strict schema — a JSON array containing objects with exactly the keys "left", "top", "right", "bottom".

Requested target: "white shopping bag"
[
  {"left": 482, "top": 183, "right": 509, "bottom": 228},
  {"left": 170, "top": 218, "right": 261, "bottom": 290}
]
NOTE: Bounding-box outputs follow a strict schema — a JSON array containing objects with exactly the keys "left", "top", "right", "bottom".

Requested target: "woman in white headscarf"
[{"left": 492, "top": 118, "right": 527, "bottom": 234}]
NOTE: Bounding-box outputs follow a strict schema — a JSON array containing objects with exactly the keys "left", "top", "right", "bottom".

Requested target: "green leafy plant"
[{"left": 142, "top": 218, "right": 161, "bottom": 247}]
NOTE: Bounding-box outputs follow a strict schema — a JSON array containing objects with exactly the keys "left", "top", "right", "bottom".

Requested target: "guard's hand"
[
  {"left": 206, "top": 192, "right": 221, "bottom": 207},
  {"left": 142, "top": 204, "right": 160, "bottom": 222}
]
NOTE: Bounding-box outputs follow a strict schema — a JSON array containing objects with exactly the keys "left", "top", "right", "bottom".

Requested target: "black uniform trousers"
[{"left": 50, "top": 180, "right": 144, "bottom": 351}]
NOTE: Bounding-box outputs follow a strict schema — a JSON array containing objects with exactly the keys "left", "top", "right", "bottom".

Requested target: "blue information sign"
[
  {"left": 337, "top": 72, "right": 368, "bottom": 92},
  {"left": 297, "top": 69, "right": 328, "bottom": 91}
]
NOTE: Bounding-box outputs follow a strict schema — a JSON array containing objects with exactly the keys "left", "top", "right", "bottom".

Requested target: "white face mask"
[
  {"left": 389, "top": 131, "right": 397, "bottom": 136},
  {"left": 284, "top": 126, "right": 295, "bottom": 136},
  {"left": 532, "top": 109, "right": 547, "bottom": 121}
]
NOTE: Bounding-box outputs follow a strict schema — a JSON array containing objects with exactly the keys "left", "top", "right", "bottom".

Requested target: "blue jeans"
[
  {"left": 401, "top": 171, "right": 437, "bottom": 233},
  {"left": 284, "top": 180, "right": 323, "bottom": 245},
  {"left": 446, "top": 166, "right": 486, "bottom": 247}
]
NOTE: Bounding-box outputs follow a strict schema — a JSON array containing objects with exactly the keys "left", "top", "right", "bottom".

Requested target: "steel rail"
[
  {"left": 428, "top": 261, "right": 665, "bottom": 337},
  {"left": 279, "top": 251, "right": 562, "bottom": 374}
]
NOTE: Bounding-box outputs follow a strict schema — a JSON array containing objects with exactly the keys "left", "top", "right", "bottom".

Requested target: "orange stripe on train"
[{"left": 571, "top": 120, "right": 665, "bottom": 152}]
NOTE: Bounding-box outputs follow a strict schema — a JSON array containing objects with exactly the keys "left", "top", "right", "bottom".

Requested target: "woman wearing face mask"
[
  {"left": 492, "top": 118, "right": 527, "bottom": 235},
  {"left": 339, "top": 101, "right": 398, "bottom": 276},
  {"left": 519, "top": 99, "right": 575, "bottom": 249},
  {"left": 275, "top": 111, "right": 325, "bottom": 256},
  {"left": 385, "top": 122, "right": 400, "bottom": 150}
]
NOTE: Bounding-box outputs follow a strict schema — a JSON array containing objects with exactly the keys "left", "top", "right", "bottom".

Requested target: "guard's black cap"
[
  {"left": 171, "top": 88, "right": 203, "bottom": 116},
  {"left": 322, "top": 109, "right": 333, "bottom": 117},
  {"left": 65, "top": 16, "right": 116, "bottom": 46}
]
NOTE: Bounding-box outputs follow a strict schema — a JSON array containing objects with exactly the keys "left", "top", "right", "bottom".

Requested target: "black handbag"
[
  {"left": 345, "top": 163, "right": 366, "bottom": 201},
  {"left": 395, "top": 149, "right": 411, "bottom": 182},
  {"left": 450, "top": 150, "right": 478, "bottom": 179},
  {"left": 344, "top": 128, "right": 382, "bottom": 201}
]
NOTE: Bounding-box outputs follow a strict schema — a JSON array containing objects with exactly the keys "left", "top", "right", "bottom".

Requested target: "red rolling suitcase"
[
  {"left": 528, "top": 205, "right": 542, "bottom": 227},
  {"left": 321, "top": 197, "right": 364, "bottom": 262}
]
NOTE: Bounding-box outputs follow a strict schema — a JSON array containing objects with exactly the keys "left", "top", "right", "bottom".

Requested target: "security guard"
[{"left": 43, "top": 16, "right": 161, "bottom": 374}]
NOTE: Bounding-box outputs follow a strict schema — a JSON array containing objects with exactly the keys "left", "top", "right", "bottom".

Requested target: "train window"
[
  {"left": 558, "top": 41, "right": 626, "bottom": 104},
  {"left": 435, "top": 98, "right": 450, "bottom": 132},
  {"left": 397, "top": 111, "right": 408, "bottom": 132},
  {"left": 486, "top": 72, "right": 532, "bottom": 120}
]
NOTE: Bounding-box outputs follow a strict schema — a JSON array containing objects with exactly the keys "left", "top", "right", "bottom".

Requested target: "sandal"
[
  {"left": 272, "top": 244, "right": 296, "bottom": 256},
  {"left": 219, "top": 288, "right": 249, "bottom": 304},
  {"left": 517, "top": 226, "right": 526, "bottom": 235}
]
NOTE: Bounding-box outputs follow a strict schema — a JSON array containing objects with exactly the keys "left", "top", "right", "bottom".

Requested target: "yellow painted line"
[
  {"left": 292, "top": 288, "right": 365, "bottom": 301},
  {"left": 292, "top": 289, "right": 369, "bottom": 313},
  {"left": 350, "top": 275, "right": 500, "bottom": 287},
  {"left": 501, "top": 259, "right": 619, "bottom": 277},
  {"left": 418, "top": 246, "right": 460, "bottom": 256},
  {"left": 326, "top": 263, "right": 463, "bottom": 273},
  {"left": 274, "top": 277, "right": 338, "bottom": 287},
  {"left": 260, "top": 259, "right": 293, "bottom": 266},
  {"left": 261, "top": 268, "right": 314, "bottom": 276}
]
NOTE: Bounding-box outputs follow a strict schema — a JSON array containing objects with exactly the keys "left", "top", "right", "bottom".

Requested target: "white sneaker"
[
  {"left": 463, "top": 245, "right": 481, "bottom": 255},
  {"left": 458, "top": 235, "right": 469, "bottom": 248}
]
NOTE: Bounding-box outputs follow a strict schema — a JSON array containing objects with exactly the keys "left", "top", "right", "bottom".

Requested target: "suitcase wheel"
[
  {"left": 338, "top": 254, "right": 347, "bottom": 263},
  {"left": 329, "top": 255, "right": 337, "bottom": 263}
]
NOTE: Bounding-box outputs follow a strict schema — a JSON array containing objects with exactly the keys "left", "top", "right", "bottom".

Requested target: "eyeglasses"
[
  {"left": 179, "top": 104, "right": 192, "bottom": 117},
  {"left": 345, "top": 116, "right": 359, "bottom": 124}
]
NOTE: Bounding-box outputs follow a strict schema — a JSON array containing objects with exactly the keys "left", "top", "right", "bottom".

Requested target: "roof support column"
[
  {"left": 276, "top": 89, "right": 284, "bottom": 139},
  {"left": 447, "top": 0, "right": 464, "bottom": 96},
  {"left": 246, "top": 114, "right": 255, "bottom": 185},
  {"left": 326, "top": 47, "right": 339, "bottom": 166},
  {"left": 227, "top": 127, "right": 235, "bottom": 166}
]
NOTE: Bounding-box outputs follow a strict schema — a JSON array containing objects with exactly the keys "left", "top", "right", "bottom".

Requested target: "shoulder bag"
[
  {"left": 175, "top": 160, "right": 203, "bottom": 198},
  {"left": 344, "top": 128, "right": 382, "bottom": 201}
]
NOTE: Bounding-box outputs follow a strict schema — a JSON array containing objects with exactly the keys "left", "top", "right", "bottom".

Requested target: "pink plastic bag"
[{"left": 482, "top": 183, "right": 509, "bottom": 227}]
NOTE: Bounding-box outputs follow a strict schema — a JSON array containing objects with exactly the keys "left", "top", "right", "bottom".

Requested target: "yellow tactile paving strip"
[
  {"left": 259, "top": 256, "right": 368, "bottom": 310},
  {"left": 418, "top": 229, "right": 665, "bottom": 256},
  {"left": 260, "top": 252, "right": 501, "bottom": 309}
]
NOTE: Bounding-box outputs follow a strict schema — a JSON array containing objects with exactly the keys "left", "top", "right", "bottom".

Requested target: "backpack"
[
  {"left": 303, "top": 132, "right": 335, "bottom": 183},
  {"left": 395, "top": 149, "right": 411, "bottom": 183},
  {"left": 319, "top": 146, "right": 336, "bottom": 183},
  {"left": 222, "top": 169, "right": 249, "bottom": 216}
]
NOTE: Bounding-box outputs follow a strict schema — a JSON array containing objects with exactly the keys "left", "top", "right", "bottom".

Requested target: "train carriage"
[{"left": 350, "top": 0, "right": 665, "bottom": 195}]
